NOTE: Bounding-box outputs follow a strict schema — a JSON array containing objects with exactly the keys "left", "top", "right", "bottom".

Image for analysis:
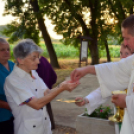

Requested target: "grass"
[
  {"left": 54, "top": 69, "right": 73, "bottom": 87},
  {"left": 10, "top": 43, "right": 121, "bottom": 59}
]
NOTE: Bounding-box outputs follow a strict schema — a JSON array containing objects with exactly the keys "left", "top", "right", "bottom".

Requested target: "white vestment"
[{"left": 87, "top": 55, "right": 134, "bottom": 134}]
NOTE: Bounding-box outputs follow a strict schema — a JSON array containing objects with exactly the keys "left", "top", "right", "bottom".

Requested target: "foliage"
[
  {"left": 2, "top": 0, "right": 40, "bottom": 44},
  {"left": 9, "top": 43, "right": 120, "bottom": 61},
  {"left": 2, "top": 0, "right": 60, "bottom": 68},
  {"left": 3, "top": 0, "right": 134, "bottom": 65},
  {"left": 99, "top": 46, "right": 120, "bottom": 58},
  {"left": 107, "top": 0, "right": 134, "bottom": 44},
  {"left": 46, "top": 0, "right": 113, "bottom": 64},
  {"left": 0, "top": 25, "right": 7, "bottom": 38},
  {"left": 44, "top": 0, "right": 134, "bottom": 64},
  {"left": 40, "top": 43, "right": 79, "bottom": 58},
  {"left": 84, "top": 105, "right": 113, "bottom": 120}
]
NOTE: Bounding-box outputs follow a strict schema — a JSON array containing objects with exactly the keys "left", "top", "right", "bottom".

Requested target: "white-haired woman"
[{"left": 4, "top": 39, "right": 79, "bottom": 134}]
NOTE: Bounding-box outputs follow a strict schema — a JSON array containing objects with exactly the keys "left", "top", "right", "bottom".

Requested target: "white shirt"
[
  {"left": 85, "top": 87, "right": 110, "bottom": 115},
  {"left": 94, "top": 55, "right": 134, "bottom": 134},
  {"left": 4, "top": 65, "right": 52, "bottom": 134}
]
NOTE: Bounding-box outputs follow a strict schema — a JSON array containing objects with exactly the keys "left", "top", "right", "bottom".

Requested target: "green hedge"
[{"left": 10, "top": 43, "right": 120, "bottom": 60}]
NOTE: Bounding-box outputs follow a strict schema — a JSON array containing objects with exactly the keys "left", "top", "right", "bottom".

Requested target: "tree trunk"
[
  {"left": 89, "top": 39, "right": 99, "bottom": 65},
  {"left": 89, "top": 1, "right": 99, "bottom": 65},
  {"left": 104, "top": 39, "right": 111, "bottom": 62},
  {"left": 30, "top": 0, "right": 60, "bottom": 68},
  {"left": 37, "top": 18, "right": 60, "bottom": 68}
]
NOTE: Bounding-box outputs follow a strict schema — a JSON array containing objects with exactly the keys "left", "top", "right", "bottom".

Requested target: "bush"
[
  {"left": 99, "top": 46, "right": 120, "bottom": 58},
  {"left": 9, "top": 43, "right": 121, "bottom": 60},
  {"left": 40, "top": 43, "right": 79, "bottom": 58},
  {"left": 84, "top": 105, "right": 113, "bottom": 120}
]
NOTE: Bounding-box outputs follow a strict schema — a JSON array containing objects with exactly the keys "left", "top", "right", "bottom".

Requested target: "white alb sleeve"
[
  {"left": 85, "top": 87, "right": 110, "bottom": 115},
  {"left": 95, "top": 55, "right": 134, "bottom": 98}
]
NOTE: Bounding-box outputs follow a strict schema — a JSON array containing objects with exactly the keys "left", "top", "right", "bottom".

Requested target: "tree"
[
  {"left": 2, "top": 0, "right": 60, "bottom": 68},
  {"left": 43, "top": 0, "right": 116, "bottom": 64},
  {"left": 107, "top": 0, "right": 134, "bottom": 43},
  {"left": 3, "top": 0, "right": 131, "bottom": 65},
  {"left": 97, "top": 0, "right": 134, "bottom": 62}
]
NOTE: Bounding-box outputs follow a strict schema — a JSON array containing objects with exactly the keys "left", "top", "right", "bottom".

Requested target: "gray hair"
[
  {"left": 13, "top": 39, "right": 43, "bottom": 61},
  {"left": 0, "top": 38, "right": 8, "bottom": 44}
]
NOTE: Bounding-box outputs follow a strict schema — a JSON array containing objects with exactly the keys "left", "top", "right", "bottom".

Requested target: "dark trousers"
[
  {"left": 46, "top": 102, "right": 55, "bottom": 129},
  {"left": 0, "top": 117, "right": 14, "bottom": 134}
]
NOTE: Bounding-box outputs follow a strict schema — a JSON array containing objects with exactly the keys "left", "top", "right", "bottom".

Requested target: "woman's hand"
[
  {"left": 60, "top": 80, "right": 80, "bottom": 92},
  {"left": 75, "top": 97, "right": 89, "bottom": 107}
]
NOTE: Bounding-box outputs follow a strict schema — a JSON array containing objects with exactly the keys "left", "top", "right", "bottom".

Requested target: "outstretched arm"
[
  {"left": 27, "top": 80, "right": 80, "bottom": 110},
  {"left": 71, "top": 65, "right": 96, "bottom": 82},
  {"left": 75, "top": 88, "right": 110, "bottom": 114}
]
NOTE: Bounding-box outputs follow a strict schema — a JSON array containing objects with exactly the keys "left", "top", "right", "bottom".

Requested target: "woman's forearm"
[
  {"left": 27, "top": 80, "right": 79, "bottom": 110},
  {"left": 27, "top": 86, "right": 64, "bottom": 110}
]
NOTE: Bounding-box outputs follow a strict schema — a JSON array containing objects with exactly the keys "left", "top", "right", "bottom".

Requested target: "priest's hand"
[
  {"left": 111, "top": 94, "right": 127, "bottom": 108},
  {"left": 70, "top": 66, "right": 96, "bottom": 82},
  {"left": 71, "top": 68, "right": 85, "bottom": 82},
  {"left": 75, "top": 97, "right": 89, "bottom": 107}
]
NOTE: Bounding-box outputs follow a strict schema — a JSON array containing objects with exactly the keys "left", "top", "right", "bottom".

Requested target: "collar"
[
  {"left": 0, "top": 61, "right": 11, "bottom": 73},
  {"left": 13, "top": 65, "right": 36, "bottom": 80}
]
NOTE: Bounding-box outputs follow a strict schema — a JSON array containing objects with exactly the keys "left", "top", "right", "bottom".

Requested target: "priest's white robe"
[{"left": 87, "top": 54, "right": 134, "bottom": 134}]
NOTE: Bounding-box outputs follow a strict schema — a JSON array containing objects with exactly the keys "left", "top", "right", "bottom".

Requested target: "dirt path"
[
  {"left": 51, "top": 74, "right": 113, "bottom": 129},
  {"left": 53, "top": 125, "right": 76, "bottom": 134},
  {"left": 51, "top": 60, "right": 115, "bottom": 134}
]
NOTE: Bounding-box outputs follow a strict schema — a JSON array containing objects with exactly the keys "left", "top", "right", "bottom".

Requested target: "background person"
[
  {"left": 4, "top": 39, "right": 79, "bottom": 134},
  {"left": 120, "top": 43, "right": 132, "bottom": 58},
  {"left": 36, "top": 56, "right": 57, "bottom": 129},
  {"left": 0, "top": 38, "right": 14, "bottom": 134}
]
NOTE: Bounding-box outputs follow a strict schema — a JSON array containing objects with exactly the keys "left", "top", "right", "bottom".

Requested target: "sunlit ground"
[
  {"left": 52, "top": 125, "right": 76, "bottom": 134},
  {"left": 53, "top": 57, "right": 120, "bottom": 87}
]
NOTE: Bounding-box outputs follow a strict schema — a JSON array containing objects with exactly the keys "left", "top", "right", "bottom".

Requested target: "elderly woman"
[{"left": 4, "top": 39, "right": 79, "bottom": 134}]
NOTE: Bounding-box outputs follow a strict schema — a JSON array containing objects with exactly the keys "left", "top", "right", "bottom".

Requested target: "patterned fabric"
[{"left": 19, "top": 97, "right": 33, "bottom": 106}]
